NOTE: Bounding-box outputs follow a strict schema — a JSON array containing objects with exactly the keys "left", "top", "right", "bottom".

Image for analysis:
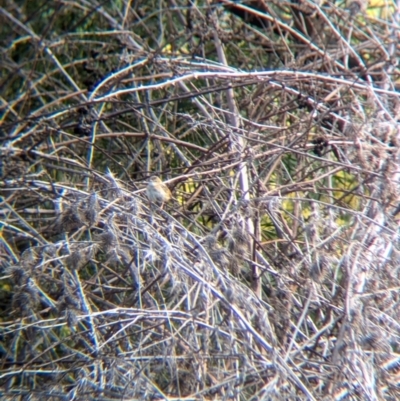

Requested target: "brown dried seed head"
[
  {"left": 84, "top": 193, "right": 99, "bottom": 226},
  {"left": 66, "top": 251, "right": 82, "bottom": 270},
  {"left": 228, "top": 226, "right": 250, "bottom": 255},
  {"left": 310, "top": 256, "right": 329, "bottom": 283},
  {"left": 203, "top": 235, "right": 218, "bottom": 250},
  {"left": 228, "top": 258, "right": 241, "bottom": 276},
  {"left": 232, "top": 226, "right": 250, "bottom": 245},
  {"left": 60, "top": 204, "right": 84, "bottom": 232},
  {"left": 100, "top": 229, "right": 117, "bottom": 251},
  {"left": 9, "top": 265, "right": 29, "bottom": 286},
  {"left": 209, "top": 247, "right": 230, "bottom": 271}
]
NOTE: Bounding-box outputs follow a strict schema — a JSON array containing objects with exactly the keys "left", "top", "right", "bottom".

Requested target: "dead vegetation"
[{"left": 1, "top": 0, "right": 400, "bottom": 399}]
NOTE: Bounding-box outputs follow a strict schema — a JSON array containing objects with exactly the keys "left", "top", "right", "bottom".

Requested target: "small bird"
[{"left": 146, "top": 176, "right": 172, "bottom": 207}]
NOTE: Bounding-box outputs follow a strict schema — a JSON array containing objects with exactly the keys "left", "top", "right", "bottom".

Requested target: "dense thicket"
[{"left": 1, "top": 0, "right": 399, "bottom": 399}]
